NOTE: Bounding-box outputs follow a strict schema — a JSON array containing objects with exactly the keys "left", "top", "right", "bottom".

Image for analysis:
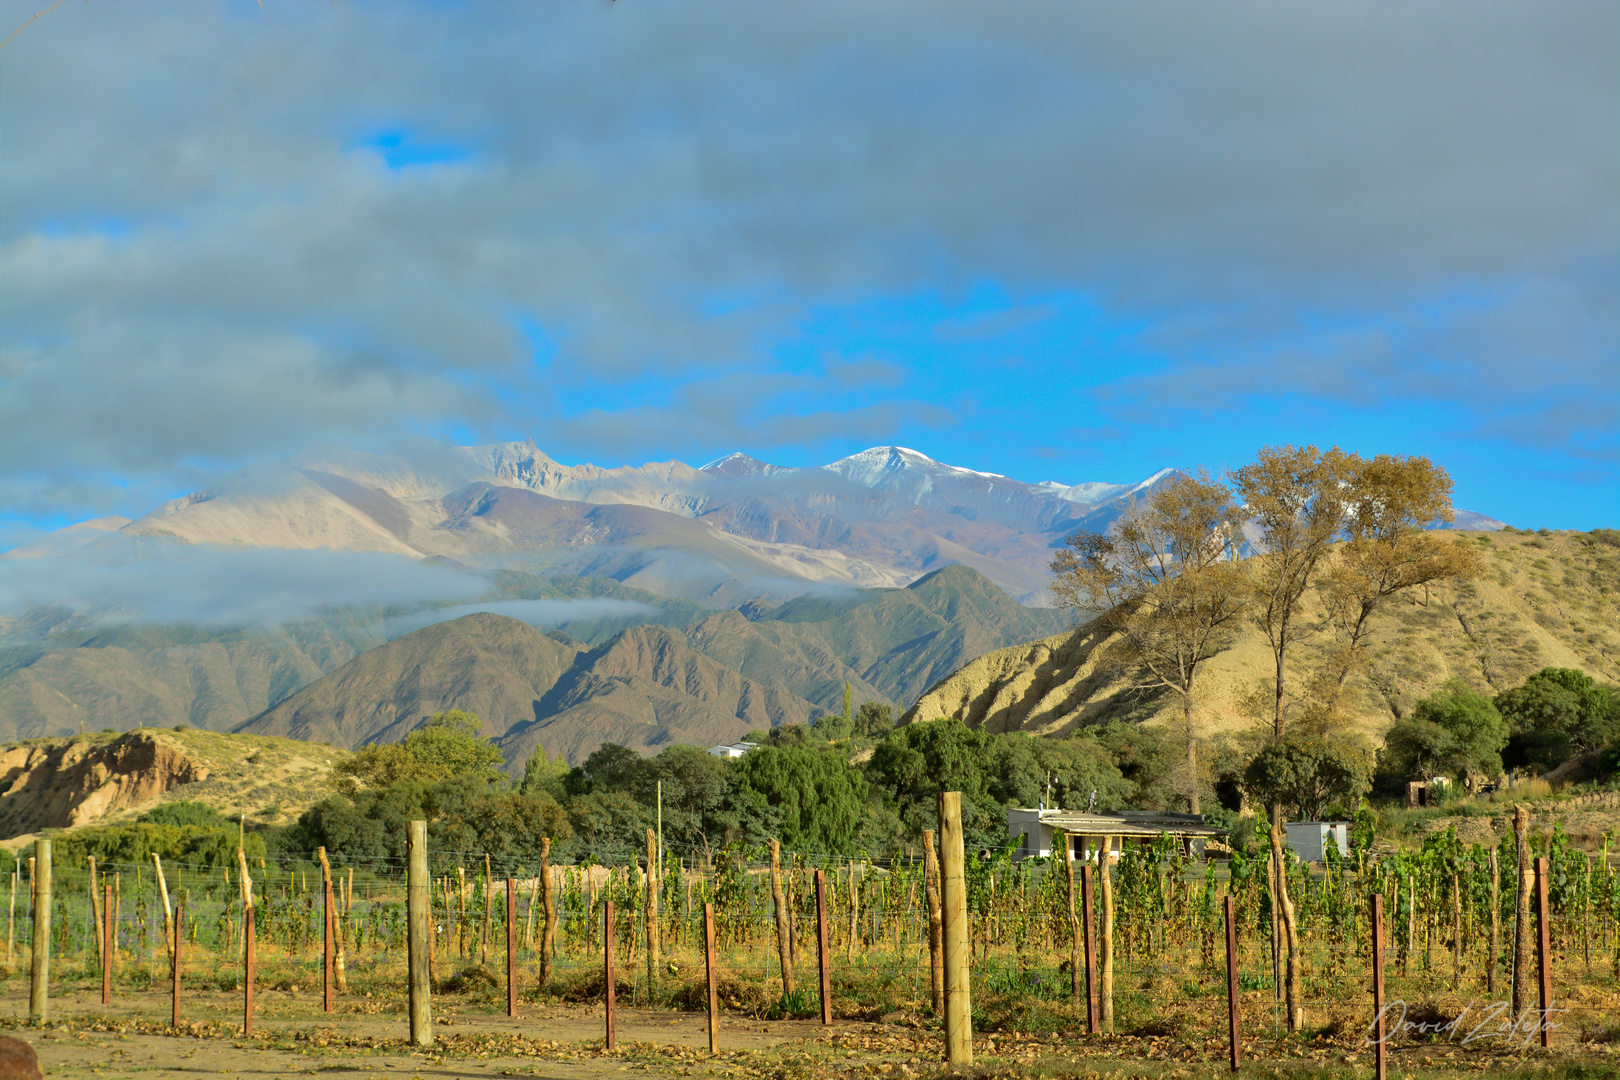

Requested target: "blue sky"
[{"left": 0, "top": 0, "right": 1614, "bottom": 534}]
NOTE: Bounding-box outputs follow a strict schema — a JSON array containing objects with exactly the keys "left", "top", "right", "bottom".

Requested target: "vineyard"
[{"left": 8, "top": 817, "right": 1620, "bottom": 1060}]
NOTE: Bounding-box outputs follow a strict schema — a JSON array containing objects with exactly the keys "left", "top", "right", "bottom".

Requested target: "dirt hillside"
[
  {"left": 0, "top": 726, "right": 345, "bottom": 843},
  {"left": 903, "top": 529, "right": 1620, "bottom": 743}
]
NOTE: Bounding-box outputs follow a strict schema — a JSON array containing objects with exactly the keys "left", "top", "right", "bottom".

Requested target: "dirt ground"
[
  {"left": 5, "top": 983, "right": 1620, "bottom": 1080},
  {"left": 0, "top": 984, "right": 898, "bottom": 1079}
]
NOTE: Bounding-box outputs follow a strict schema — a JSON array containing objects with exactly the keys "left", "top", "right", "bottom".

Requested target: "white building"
[
  {"left": 1008, "top": 807, "right": 1226, "bottom": 861},
  {"left": 1284, "top": 821, "right": 1351, "bottom": 862},
  {"left": 706, "top": 743, "right": 758, "bottom": 759}
]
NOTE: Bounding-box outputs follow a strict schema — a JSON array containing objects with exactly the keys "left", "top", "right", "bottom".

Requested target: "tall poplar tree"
[{"left": 1050, "top": 470, "right": 1246, "bottom": 813}]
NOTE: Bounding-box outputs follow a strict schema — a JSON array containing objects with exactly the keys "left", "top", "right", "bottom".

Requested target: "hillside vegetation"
[
  {"left": 0, "top": 725, "right": 347, "bottom": 845},
  {"left": 905, "top": 528, "right": 1620, "bottom": 742}
]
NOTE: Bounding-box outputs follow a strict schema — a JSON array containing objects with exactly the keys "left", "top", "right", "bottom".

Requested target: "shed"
[
  {"left": 1284, "top": 821, "right": 1351, "bottom": 862},
  {"left": 1008, "top": 807, "right": 1227, "bottom": 862}
]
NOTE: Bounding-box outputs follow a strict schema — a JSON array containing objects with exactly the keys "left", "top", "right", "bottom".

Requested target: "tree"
[
  {"left": 1496, "top": 667, "right": 1619, "bottom": 772},
  {"left": 331, "top": 709, "right": 504, "bottom": 795},
  {"left": 854, "top": 701, "right": 895, "bottom": 737},
  {"left": 1319, "top": 456, "right": 1482, "bottom": 704},
  {"left": 520, "top": 743, "right": 570, "bottom": 800},
  {"left": 1377, "top": 680, "right": 1508, "bottom": 787},
  {"left": 1231, "top": 445, "right": 1353, "bottom": 742},
  {"left": 1050, "top": 470, "right": 1247, "bottom": 812},
  {"left": 1243, "top": 734, "right": 1373, "bottom": 821},
  {"left": 732, "top": 744, "right": 867, "bottom": 855}
]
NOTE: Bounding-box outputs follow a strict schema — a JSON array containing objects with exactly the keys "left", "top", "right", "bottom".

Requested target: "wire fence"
[{"left": 9, "top": 828, "right": 1617, "bottom": 1049}]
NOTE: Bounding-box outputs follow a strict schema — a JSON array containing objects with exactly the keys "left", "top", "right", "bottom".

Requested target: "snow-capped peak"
[
  {"left": 700, "top": 452, "right": 792, "bottom": 478},
  {"left": 822, "top": 446, "right": 1007, "bottom": 485}
]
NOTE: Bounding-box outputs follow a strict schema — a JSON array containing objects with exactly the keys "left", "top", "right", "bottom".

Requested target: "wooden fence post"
[
  {"left": 1536, "top": 856, "right": 1552, "bottom": 1048},
  {"left": 1081, "top": 863, "right": 1098, "bottom": 1034},
  {"left": 1371, "top": 892, "right": 1387, "bottom": 1080},
  {"left": 815, "top": 868, "right": 832, "bottom": 1024},
  {"left": 28, "top": 839, "right": 50, "bottom": 1023},
  {"left": 88, "top": 856, "right": 101, "bottom": 970},
  {"left": 604, "top": 900, "right": 616, "bottom": 1050},
  {"left": 1062, "top": 833, "right": 1080, "bottom": 1006},
  {"left": 704, "top": 901, "right": 720, "bottom": 1054},
  {"left": 1512, "top": 805, "right": 1533, "bottom": 1021},
  {"left": 646, "top": 830, "right": 659, "bottom": 993},
  {"left": 171, "top": 902, "right": 184, "bottom": 1028},
  {"left": 937, "top": 791, "right": 972, "bottom": 1066},
  {"left": 1224, "top": 893, "right": 1242, "bottom": 1072},
  {"left": 1488, "top": 847, "right": 1500, "bottom": 995},
  {"left": 506, "top": 877, "right": 517, "bottom": 1017},
  {"left": 923, "top": 829, "right": 944, "bottom": 1017},
  {"left": 769, "top": 839, "right": 794, "bottom": 998},
  {"left": 237, "top": 848, "right": 255, "bottom": 1036},
  {"left": 101, "top": 882, "right": 112, "bottom": 1006},
  {"left": 319, "top": 847, "right": 334, "bottom": 1014},
  {"left": 483, "top": 854, "right": 493, "bottom": 966},
  {"left": 1099, "top": 836, "right": 1115, "bottom": 1033},
  {"left": 539, "top": 837, "right": 555, "bottom": 986},
  {"left": 151, "top": 853, "right": 172, "bottom": 954},
  {"left": 406, "top": 820, "right": 433, "bottom": 1047}
]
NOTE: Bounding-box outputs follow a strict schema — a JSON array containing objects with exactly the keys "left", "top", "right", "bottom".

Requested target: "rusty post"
[
  {"left": 1081, "top": 863, "right": 1097, "bottom": 1034},
  {"left": 1372, "top": 892, "right": 1387, "bottom": 1080},
  {"left": 171, "top": 902, "right": 183, "bottom": 1028},
  {"left": 1224, "top": 893, "right": 1241, "bottom": 1072},
  {"left": 506, "top": 877, "right": 517, "bottom": 1017},
  {"left": 815, "top": 868, "right": 831, "bottom": 1023},
  {"left": 604, "top": 900, "right": 616, "bottom": 1050},
  {"left": 704, "top": 901, "right": 720, "bottom": 1053},
  {"left": 1536, "top": 856, "right": 1552, "bottom": 1048}
]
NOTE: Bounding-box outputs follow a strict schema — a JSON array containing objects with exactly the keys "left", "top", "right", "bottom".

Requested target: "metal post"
[
  {"left": 506, "top": 877, "right": 517, "bottom": 1017},
  {"left": 171, "top": 902, "right": 184, "bottom": 1028},
  {"left": 1081, "top": 864, "right": 1097, "bottom": 1034},
  {"left": 704, "top": 901, "right": 720, "bottom": 1054},
  {"left": 406, "top": 820, "right": 433, "bottom": 1047},
  {"left": 28, "top": 839, "right": 50, "bottom": 1023},
  {"left": 604, "top": 900, "right": 616, "bottom": 1050},
  {"left": 815, "top": 868, "right": 832, "bottom": 1024},
  {"left": 1536, "top": 856, "right": 1552, "bottom": 1048},
  {"left": 937, "top": 791, "right": 972, "bottom": 1066},
  {"left": 1372, "top": 893, "right": 1387, "bottom": 1080},
  {"left": 1224, "top": 894, "right": 1241, "bottom": 1071}
]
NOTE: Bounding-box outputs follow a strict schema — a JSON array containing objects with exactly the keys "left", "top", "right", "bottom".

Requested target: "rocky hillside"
[
  {"left": 905, "top": 529, "right": 1620, "bottom": 743},
  {"left": 0, "top": 727, "right": 345, "bottom": 842}
]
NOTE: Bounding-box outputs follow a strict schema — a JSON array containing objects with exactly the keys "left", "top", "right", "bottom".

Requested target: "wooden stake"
[
  {"left": 540, "top": 837, "right": 556, "bottom": 985},
  {"left": 28, "top": 839, "right": 50, "bottom": 1023},
  {"left": 1081, "top": 864, "right": 1097, "bottom": 1035},
  {"left": 1488, "top": 847, "right": 1500, "bottom": 995},
  {"left": 1371, "top": 893, "right": 1387, "bottom": 1080},
  {"left": 7, "top": 868, "right": 14, "bottom": 967},
  {"left": 937, "top": 791, "right": 972, "bottom": 1066},
  {"left": 102, "top": 882, "right": 112, "bottom": 1006},
  {"left": 604, "top": 900, "right": 616, "bottom": 1050},
  {"left": 482, "top": 854, "right": 493, "bottom": 966},
  {"left": 922, "top": 829, "right": 944, "bottom": 1017},
  {"left": 237, "top": 848, "right": 255, "bottom": 1036},
  {"left": 1099, "top": 836, "right": 1115, "bottom": 1033},
  {"left": 1268, "top": 825, "right": 1304, "bottom": 1030},
  {"left": 815, "top": 869, "right": 832, "bottom": 1024},
  {"left": 1224, "top": 893, "right": 1242, "bottom": 1071},
  {"left": 703, "top": 901, "right": 719, "bottom": 1054},
  {"left": 506, "top": 877, "right": 517, "bottom": 1017},
  {"left": 769, "top": 839, "right": 794, "bottom": 997},
  {"left": 1512, "top": 806, "right": 1533, "bottom": 1021},
  {"left": 88, "top": 856, "right": 102, "bottom": 969},
  {"left": 645, "top": 830, "right": 659, "bottom": 991},
  {"left": 1536, "top": 856, "right": 1553, "bottom": 1048},
  {"left": 151, "top": 852, "right": 173, "bottom": 952},
  {"left": 1061, "top": 832, "right": 1080, "bottom": 1004},
  {"left": 457, "top": 866, "right": 467, "bottom": 958},
  {"left": 406, "top": 820, "right": 433, "bottom": 1047},
  {"left": 171, "top": 902, "right": 183, "bottom": 1028}
]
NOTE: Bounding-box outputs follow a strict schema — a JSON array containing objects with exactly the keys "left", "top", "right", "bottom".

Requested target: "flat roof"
[{"left": 1014, "top": 808, "right": 1227, "bottom": 837}]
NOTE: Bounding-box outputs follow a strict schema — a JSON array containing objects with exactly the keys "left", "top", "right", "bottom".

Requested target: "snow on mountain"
[{"left": 699, "top": 452, "right": 794, "bottom": 478}]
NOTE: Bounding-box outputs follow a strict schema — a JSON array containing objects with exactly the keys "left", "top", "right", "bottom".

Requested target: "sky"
[{"left": 1, "top": 0, "right": 1615, "bottom": 535}]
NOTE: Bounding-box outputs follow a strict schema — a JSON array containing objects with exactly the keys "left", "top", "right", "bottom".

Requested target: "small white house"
[
  {"left": 1284, "top": 821, "right": 1351, "bottom": 862},
  {"left": 707, "top": 743, "right": 757, "bottom": 759},
  {"left": 1008, "top": 807, "right": 1227, "bottom": 861}
]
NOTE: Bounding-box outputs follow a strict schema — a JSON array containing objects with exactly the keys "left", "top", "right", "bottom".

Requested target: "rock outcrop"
[{"left": 0, "top": 731, "right": 210, "bottom": 839}]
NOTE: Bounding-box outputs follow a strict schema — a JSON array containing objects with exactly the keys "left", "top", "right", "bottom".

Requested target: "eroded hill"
[{"left": 904, "top": 529, "right": 1620, "bottom": 742}]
